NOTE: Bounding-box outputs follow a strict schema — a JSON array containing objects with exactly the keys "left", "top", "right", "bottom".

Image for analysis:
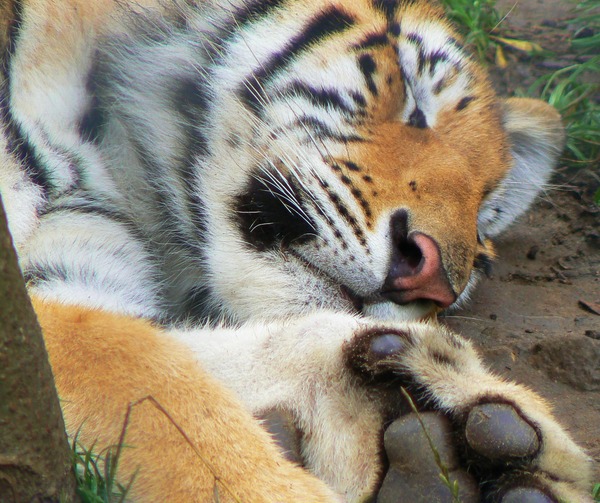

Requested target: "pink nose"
[{"left": 382, "top": 212, "right": 456, "bottom": 308}]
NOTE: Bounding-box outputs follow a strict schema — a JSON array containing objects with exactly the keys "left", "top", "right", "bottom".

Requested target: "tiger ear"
[{"left": 478, "top": 97, "right": 565, "bottom": 237}]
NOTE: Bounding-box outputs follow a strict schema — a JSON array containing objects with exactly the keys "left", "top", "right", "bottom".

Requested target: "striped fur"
[{"left": 1, "top": 1, "right": 591, "bottom": 501}]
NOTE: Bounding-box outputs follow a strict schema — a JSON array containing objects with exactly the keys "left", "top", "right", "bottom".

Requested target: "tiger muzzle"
[{"left": 381, "top": 210, "right": 457, "bottom": 309}]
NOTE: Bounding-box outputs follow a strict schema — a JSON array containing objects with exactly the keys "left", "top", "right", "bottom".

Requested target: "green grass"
[
  {"left": 400, "top": 388, "right": 461, "bottom": 502},
  {"left": 441, "top": 0, "right": 599, "bottom": 202},
  {"left": 438, "top": 0, "right": 502, "bottom": 61},
  {"left": 71, "top": 440, "right": 134, "bottom": 503},
  {"left": 524, "top": 0, "right": 599, "bottom": 204},
  {"left": 439, "top": 0, "right": 544, "bottom": 65},
  {"left": 526, "top": 55, "right": 600, "bottom": 172}
]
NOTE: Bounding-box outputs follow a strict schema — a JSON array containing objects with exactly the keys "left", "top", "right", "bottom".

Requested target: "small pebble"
[
  {"left": 526, "top": 245, "right": 539, "bottom": 260},
  {"left": 585, "top": 330, "right": 600, "bottom": 340}
]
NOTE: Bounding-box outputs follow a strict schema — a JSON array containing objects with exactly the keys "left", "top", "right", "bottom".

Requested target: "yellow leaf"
[
  {"left": 491, "top": 36, "right": 544, "bottom": 53},
  {"left": 495, "top": 44, "right": 508, "bottom": 68}
]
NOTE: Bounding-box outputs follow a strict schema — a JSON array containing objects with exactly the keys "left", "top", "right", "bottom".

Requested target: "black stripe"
[
  {"left": 24, "top": 263, "right": 69, "bottom": 286},
  {"left": 0, "top": 87, "right": 54, "bottom": 194},
  {"left": 408, "top": 107, "right": 427, "bottom": 128},
  {"left": 179, "top": 285, "right": 217, "bottom": 324},
  {"left": 295, "top": 116, "right": 365, "bottom": 143},
  {"left": 78, "top": 61, "right": 106, "bottom": 144},
  {"left": 358, "top": 54, "right": 378, "bottom": 96},
  {"left": 1, "top": 0, "right": 84, "bottom": 194},
  {"left": 308, "top": 183, "right": 348, "bottom": 250},
  {"left": 283, "top": 81, "right": 353, "bottom": 114},
  {"left": 327, "top": 163, "right": 368, "bottom": 246},
  {"left": 173, "top": 76, "right": 211, "bottom": 158},
  {"left": 171, "top": 78, "right": 211, "bottom": 238},
  {"left": 0, "top": 0, "right": 54, "bottom": 194},
  {"left": 239, "top": 6, "right": 355, "bottom": 113},
  {"left": 353, "top": 32, "right": 389, "bottom": 51},
  {"left": 336, "top": 162, "right": 374, "bottom": 224},
  {"left": 128, "top": 134, "right": 204, "bottom": 253},
  {"left": 389, "top": 22, "right": 401, "bottom": 37},
  {"left": 36, "top": 126, "right": 83, "bottom": 189},
  {"left": 38, "top": 193, "right": 159, "bottom": 248},
  {"left": 372, "top": 0, "right": 399, "bottom": 23},
  {"left": 428, "top": 50, "right": 450, "bottom": 74},
  {"left": 1, "top": 0, "right": 23, "bottom": 74},
  {"left": 406, "top": 32, "right": 424, "bottom": 47},
  {"left": 417, "top": 46, "right": 427, "bottom": 75},
  {"left": 350, "top": 91, "right": 367, "bottom": 108},
  {"left": 326, "top": 188, "right": 367, "bottom": 247},
  {"left": 223, "top": 0, "right": 287, "bottom": 35},
  {"left": 40, "top": 197, "right": 131, "bottom": 226},
  {"left": 341, "top": 160, "right": 362, "bottom": 172},
  {"left": 446, "top": 36, "right": 463, "bottom": 51},
  {"left": 474, "top": 253, "right": 494, "bottom": 278},
  {"left": 456, "top": 95, "right": 475, "bottom": 111}
]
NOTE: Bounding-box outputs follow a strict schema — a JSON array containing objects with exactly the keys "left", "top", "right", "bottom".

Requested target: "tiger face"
[
  {"left": 181, "top": 2, "right": 565, "bottom": 322},
  {"left": 2, "top": 0, "right": 564, "bottom": 325}
]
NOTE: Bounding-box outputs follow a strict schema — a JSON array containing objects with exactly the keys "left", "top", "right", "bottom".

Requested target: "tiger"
[{"left": 0, "top": 0, "right": 594, "bottom": 501}]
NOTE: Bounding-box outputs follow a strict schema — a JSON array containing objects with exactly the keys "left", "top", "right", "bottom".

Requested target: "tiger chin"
[{"left": 0, "top": 0, "right": 593, "bottom": 501}]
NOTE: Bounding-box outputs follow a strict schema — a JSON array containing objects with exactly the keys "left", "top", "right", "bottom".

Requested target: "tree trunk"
[{"left": 0, "top": 196, "right": 79, "bottom": 502}]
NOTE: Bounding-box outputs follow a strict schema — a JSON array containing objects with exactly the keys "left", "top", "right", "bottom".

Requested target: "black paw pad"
[
  {"left": 500, "top": 487, "right": 555, "bottom": 503},
  {"left": 346, "top": 330, "right": 409, "bottom": 377},
  {"left": 370, "top": 333, "right": 406, "bottom": 360},
  {"left": 379, "top": 413, "right": 480, "bottom": 503},
  {"left": 384, "top": 412, "right": 456, "bottom": 470},
  {"left": 465, "top": 403, "right": 540, "bottom": 462}
]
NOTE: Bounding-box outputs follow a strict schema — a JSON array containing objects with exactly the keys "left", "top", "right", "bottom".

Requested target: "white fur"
[{"left": 1, "top": 1, "right": 589, "bottom": 501}]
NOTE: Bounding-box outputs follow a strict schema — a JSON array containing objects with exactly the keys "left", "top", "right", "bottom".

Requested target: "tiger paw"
[
  {"left": 378, "top": 406, "right": 558, "bottom": 503},
  {"left": 347, "top": 328, "right": 594, "bottom": 503},
  {"left": 378, "top": 412, "right": 480, "bottom": 503}
]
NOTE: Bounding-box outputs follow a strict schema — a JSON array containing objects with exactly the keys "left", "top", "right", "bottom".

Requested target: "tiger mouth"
[
  {"left": 340, "top": 285, "right": 439, "bottom": 321},
  {"left": 340, "top": 285, "right": 365, "bottom": 312},
  {"left": 287, "top": 249, "right": 440, "bottom": 321}
]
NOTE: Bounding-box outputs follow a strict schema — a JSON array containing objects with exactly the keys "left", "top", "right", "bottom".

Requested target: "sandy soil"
[{"left": 444, "top": 0, "right": 600, "bottom": 480}]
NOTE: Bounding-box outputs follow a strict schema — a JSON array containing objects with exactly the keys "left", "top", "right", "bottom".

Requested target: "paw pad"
[
  {"left": 500, "top": 487, "right": 554, "bottom": 503},
  {"left": 346, "top": 330, "right": 409, "bottom": 377},
  {"left": 379, "top": 413, "right": 480, "bottom": 503},
  {"left": 369, "top": 333, "right": 406, "bottom": 360},
  {"left": 465, "top": 403, "right": 540, "bottom": 462}
]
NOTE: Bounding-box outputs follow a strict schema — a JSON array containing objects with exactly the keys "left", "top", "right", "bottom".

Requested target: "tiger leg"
[
  {"left": 34, "top": 298, "right": 340, "bottom": 503},
  {"left": 172, "top": 313, "right": 593, "bottom": 503}
]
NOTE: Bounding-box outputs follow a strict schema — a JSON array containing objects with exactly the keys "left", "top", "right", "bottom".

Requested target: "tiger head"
[
  {"left": 185, "top": 1, "right": 564, "bottom": 323},
  {"left": 93, "top": 1, "right": 563, "bottom": 323}
]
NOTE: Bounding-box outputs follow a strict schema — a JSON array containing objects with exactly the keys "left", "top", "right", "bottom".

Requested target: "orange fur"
[
  {"left": 35, "top": 297, "right": 339, "bottom": 502},
  {"left": 3, "top": 1, "right": 582, "bottom": 500}
]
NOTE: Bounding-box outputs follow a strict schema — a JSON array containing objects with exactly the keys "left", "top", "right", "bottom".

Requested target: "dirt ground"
[{"left": 443, "top": 0, "right": 600, "bottom": 480}]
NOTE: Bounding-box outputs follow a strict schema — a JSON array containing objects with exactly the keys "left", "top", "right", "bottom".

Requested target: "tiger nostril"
[
  {"left": 389, "top": 209, "right": 424, "bottom": 276},
  {"left": 383, "top": 212, "right": 457, "bottom": 308},
  {"left": 396, "top": 239, "right": 423, "bottom": 274}
]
